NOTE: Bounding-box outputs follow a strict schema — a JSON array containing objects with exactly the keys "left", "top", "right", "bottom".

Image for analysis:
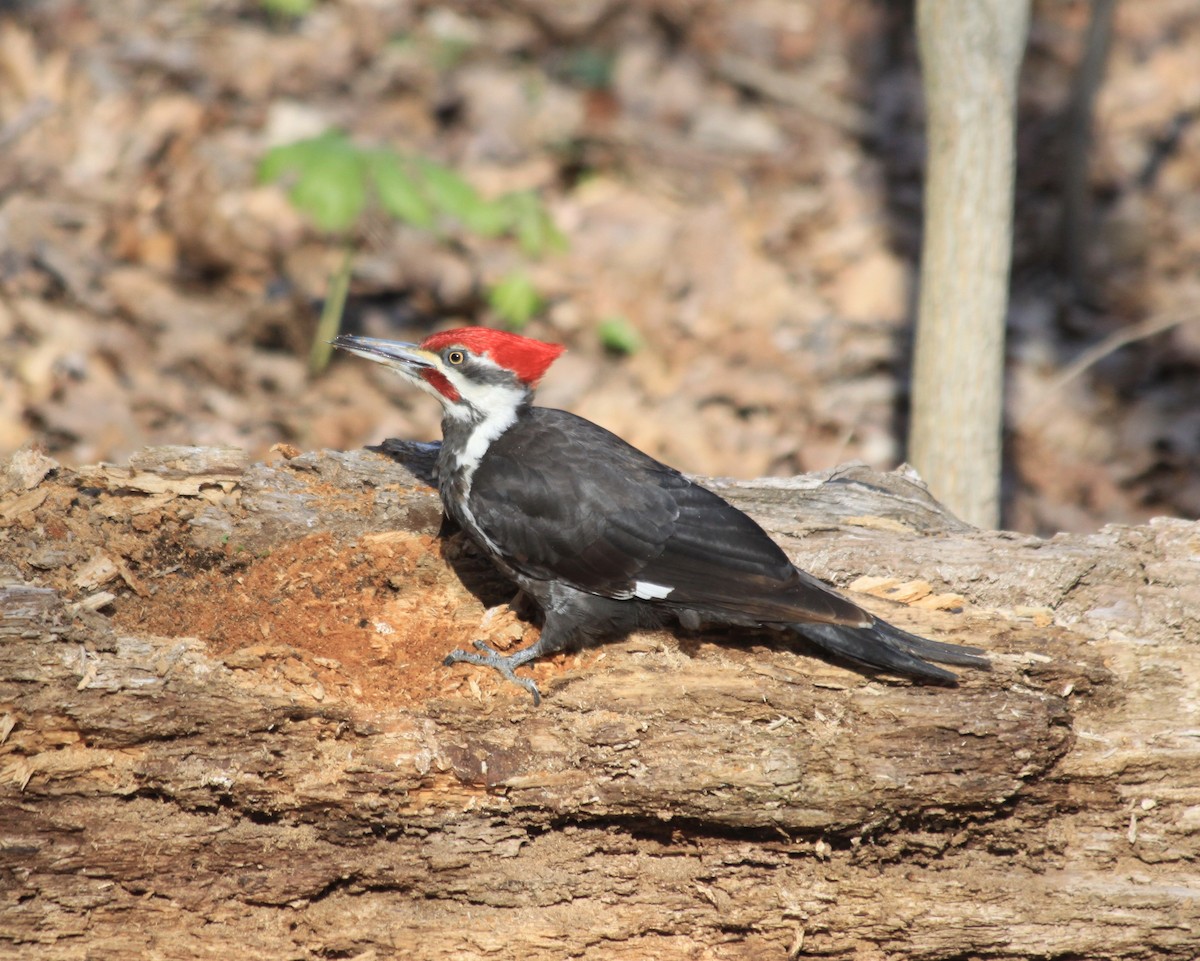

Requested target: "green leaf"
[
  {"left": 597, "top": 316, "right": 641, "bottom": 354},
  {"left": 461, "top": 198, "right": 516, "bottom": 238},
  {"left": 417, "top": 161, "right": 485, "bottom": 222},
  {"left": 262, "top": 136, "right": 567, "bottom": 257},
  {"left": 502, "top": 191, "right": 568, "bottom": 257},
  {"left": 518, "top": 211, "right": 567, "bottom": 257},
  {"left": 488, "top": 272, "right": 542, "bottom": 330},
  {"left": 259, "top": 131, "right": 366, "bottom": 233},
  {"left": 258, "top": 137, "right": 320, "bottom": 185},
  {"left": 262, "top": 0, "right": 315, "bottom": 16},
  {"left": 291, "top": 155, "right": 365, "bottom": 232},
  {"left": 367, "top": 151, "right": 435, "bottom": 228},
  {"left": 416, "top": 160, "right": 520, "bottom": 237}
]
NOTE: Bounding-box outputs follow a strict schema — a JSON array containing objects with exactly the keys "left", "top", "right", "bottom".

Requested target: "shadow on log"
[{"left": 1, "top": 445, "right": 1197, "bottom": 959}]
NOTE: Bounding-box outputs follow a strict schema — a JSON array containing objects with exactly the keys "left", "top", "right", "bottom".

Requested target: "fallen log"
[{"left": 1, "top": 444, "right": 1197, "bottom": 959}]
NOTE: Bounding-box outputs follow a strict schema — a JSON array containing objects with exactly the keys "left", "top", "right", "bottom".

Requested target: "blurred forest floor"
[{"left": 1, "top": 0, "right": 1198, "bottom": 535}]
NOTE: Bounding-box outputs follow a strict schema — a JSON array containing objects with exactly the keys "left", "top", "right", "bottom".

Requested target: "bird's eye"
[{"left": 446, "top": 350, "right": 466, "bottom": 366}]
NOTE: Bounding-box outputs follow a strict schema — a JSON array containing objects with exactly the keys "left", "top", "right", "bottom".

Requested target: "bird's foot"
[{"left": 443, "top": 641, "right": 542, "bottom": 706}]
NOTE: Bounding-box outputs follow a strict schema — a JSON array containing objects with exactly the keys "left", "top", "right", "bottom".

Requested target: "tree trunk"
[
  {"left": 909, "top": 0, "right": 1031, "bottom": 528},
  {"left": 2, "top": 444, "right": 1198, "bottom": 960},
  {"left": 1062, "top": 0, "right": 1117, "bottom": 303}
]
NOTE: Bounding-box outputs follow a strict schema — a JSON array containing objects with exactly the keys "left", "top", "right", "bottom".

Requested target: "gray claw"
[{"left": 443, "top": 642, "right": 543, "bottom": 706}]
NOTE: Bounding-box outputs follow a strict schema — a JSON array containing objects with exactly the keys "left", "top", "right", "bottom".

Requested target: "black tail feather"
[
  {"left": 796, "top": 619, "right": 990, "bottom": 685},
  {"left": 871, "top": 618, "right": 990, "bottom": 668}
]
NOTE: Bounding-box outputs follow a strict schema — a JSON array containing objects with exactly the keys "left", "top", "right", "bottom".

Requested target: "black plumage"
[
  {"left": 443, "top": 407, "right": 986, "bottom": 702},
  {"left": 465, "top": 408, "right": 864, "bottom": 624},
  {"left": 333, "top": 328, "right": 989, "bottom": 704}
]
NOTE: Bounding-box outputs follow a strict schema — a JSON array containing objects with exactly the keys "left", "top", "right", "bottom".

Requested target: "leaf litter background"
[{"left": 3, "top": 0, "right": 1200, "bottom": 539}]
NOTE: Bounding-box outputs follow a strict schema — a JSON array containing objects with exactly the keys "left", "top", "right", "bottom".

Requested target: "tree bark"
[
  {"left": 1, "top": 444, "right": 1198, "bottom": 960},
  {"left": 910, "top": 0, "right": 1031, "bottom": 528}
]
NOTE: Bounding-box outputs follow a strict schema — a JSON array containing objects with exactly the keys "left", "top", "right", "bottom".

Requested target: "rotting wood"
[{"left": 1, "top": 444, "right": 1198, "bottom": 960}]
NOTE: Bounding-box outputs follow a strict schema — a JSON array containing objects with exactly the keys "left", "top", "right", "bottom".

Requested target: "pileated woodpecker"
[{"left": 334, "top": 327, "right": 988, "bottom": 703}]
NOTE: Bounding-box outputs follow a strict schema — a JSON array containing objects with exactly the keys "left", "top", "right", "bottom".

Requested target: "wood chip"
[
  {"left": 73, "top": 552, "right": 120, "bottom": 591},
  {"left": 2, "top": 447, "right": 59, "bottom": 492},
  {"left": 0, "top": 487, "right": 49, "bottom": 522}
]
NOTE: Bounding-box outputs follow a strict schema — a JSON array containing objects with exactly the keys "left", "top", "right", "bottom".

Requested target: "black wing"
[{"left": 468, "top": 408, "right": 869, "bottom": 628}]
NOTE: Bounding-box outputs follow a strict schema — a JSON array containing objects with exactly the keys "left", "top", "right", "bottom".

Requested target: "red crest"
[{"left": 421, "top": 327, "right": 566, "bottom": 386}]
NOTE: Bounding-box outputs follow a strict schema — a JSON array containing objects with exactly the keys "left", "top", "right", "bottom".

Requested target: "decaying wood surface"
[{"left": 1, "top": 444, "right": 1198, "bottom": 960}]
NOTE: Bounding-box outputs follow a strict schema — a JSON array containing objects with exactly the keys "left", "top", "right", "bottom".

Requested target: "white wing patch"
[{"left": 634, "top": 580, "right": 674, "bottom": 600}]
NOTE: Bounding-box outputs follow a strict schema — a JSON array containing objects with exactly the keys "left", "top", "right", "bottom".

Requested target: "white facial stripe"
[
  {"left": 449, "top": 406, "right": 515, "bottom": 559},
  {"left": 438, "top": 352, "right": 517, "bottom": 416},
  {"left": 454, "top": 391, "right": 521, "bottom": 473},
  {"left": 446, "top": 380, "right": 526, "bottom": 566}
]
